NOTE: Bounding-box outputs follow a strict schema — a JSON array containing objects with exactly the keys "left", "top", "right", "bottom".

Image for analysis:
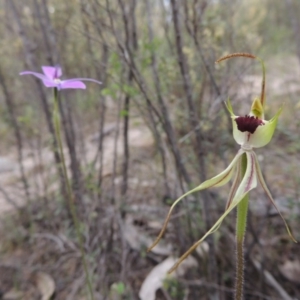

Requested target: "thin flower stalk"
[
  {"left": 52, "top": 89, "right": 94, "bottom": 300},
  {"left": 20, "top": 65, "right": 101, "bottom": 300},
  {"left": 147, "top": 54, "right": 297, "bottom": 297},
  {"left": 235, "top": 153, "right": 248, "bottom": 300}
]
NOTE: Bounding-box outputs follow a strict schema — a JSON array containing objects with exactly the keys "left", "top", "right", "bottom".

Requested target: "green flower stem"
[
  {"left": 53, "top": 88, "right": 94, "bottom": 300},
  {"left": 235, "top": 153, "right": 249, "bottom": 300}
]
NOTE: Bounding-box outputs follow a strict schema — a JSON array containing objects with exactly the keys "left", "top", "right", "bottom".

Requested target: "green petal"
[
  {"left": 225, "top": 99, "right": 236, "bottom": 117},
  {"left": 226, "top": 160, "right": 242, "bottom": 209},
  {"left": 225, "top": 99, "right": 248, "bottom": 146},
  {"left": 232, "top": 118, "right": 247, "bottom": 147},
  {"left": 168, "top": 151, "right": 257, "bottom": 273},
  {"left": 248, "top": 106, "right": 282, "bottom": 148},
  {"left": 147, "top": 150, "right": 244, "bottom": 253},
  {"left": 253, "top": 152, "right": 297, "bottom": 242}
]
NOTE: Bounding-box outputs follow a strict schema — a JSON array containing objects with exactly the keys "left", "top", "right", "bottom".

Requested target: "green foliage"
[
  {"left": 101, "top": 84, "right": 120, "bottom": 98},
  {"left": 109, "top": 52, "right": 122, "bottom": 74},
  {"left": 122, "top": 84, "right": 138, "bottom": 97},
  {"left": 111, "top": 282, "right": 126, "bottom": 295},
  {"left": 163, "top": 278, "right": 185, "bottom": 300},
  {"left": 109, "top": 282, "right": 131, "bottom": 300}
]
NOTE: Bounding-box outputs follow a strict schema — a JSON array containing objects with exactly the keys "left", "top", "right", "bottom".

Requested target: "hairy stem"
[
  {"left": 235, "top": 153, "right": 249, "bottom": 300},
  {"left": 53, "top": 88, "right": 94, "bottom": 300}
]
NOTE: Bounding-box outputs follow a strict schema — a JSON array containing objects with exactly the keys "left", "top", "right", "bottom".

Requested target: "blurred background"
[{"left": 0, "top": 0, "right": 300, "bottom": 299}]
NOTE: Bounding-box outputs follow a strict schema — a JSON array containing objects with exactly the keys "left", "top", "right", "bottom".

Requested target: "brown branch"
[
  {"left": 170, "top": 1, "right": 219, "bottom": 298},
  {"left": 145, "top": 0, "right": 190, "bottom": 194},
  {"left": 0, "top": 66, "right": 30, "bottom": 205}
]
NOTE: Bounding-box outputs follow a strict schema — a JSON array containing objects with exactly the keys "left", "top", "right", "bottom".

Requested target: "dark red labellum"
[{"left": 235, "top": 115, "right": 264, "bottom": 134}]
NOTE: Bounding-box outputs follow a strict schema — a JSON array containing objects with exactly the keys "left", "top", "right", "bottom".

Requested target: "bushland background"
[{"left": 0, "top": 0, "right": 300, "bottom": 299}]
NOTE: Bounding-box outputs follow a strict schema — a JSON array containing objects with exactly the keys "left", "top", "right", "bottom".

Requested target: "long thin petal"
[
  {"left": 64, "top": 78, "right": 102, "bottom": 85},
  {"left": 225, "top": 99, "right": 235, "bottom": 117},
  {"left": 226, "top": 160, "right": 241, "bottom": 209},
  {"left": 147, "top": 150, "right": 244, "bottom": 253},
  {"left": 20, "top": 71, "right": 49, "bottom": 81},
  {"left": 60, "top": 80, "right": 86, "bottom": 89},
  {"left": 231, "top": 152, "right": 257, "bottom": 206},
  {"left": 253, "top": 152, "right": 297, "bottom": 242},
  {"left": 168, "top": 151, "right": 257, "bottom": 273},
  {"left": 20, "top": 71, "right": 58, "bottom": 88}
]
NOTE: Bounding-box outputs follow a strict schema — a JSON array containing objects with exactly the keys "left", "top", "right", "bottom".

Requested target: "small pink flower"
[{"left": 20, "top": 65, "right": 101, "bottom": 90}]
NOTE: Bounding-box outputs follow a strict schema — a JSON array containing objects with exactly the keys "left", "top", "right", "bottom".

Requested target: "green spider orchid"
[{"left": 148, "top": 53, "right": 296, "bottom": 273}]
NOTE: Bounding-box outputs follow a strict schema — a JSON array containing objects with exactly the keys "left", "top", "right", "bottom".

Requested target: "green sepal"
[{"left": 250, "top": 97, "right": 264, "bottom": 119}]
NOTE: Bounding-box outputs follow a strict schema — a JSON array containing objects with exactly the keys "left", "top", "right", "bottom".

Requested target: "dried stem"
[
  {"left": 118, "top": 0, "right": 137, "bottom": 197},
  {"left": 0, "top": 66, "right": 31, "bottom": 206}
]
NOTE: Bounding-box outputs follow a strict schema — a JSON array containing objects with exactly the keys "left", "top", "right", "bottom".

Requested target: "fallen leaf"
[
  {"left": 3, "top": 289, "right": 24, "bottom": 300},
  {"left": 139, "top": 243, "right": 208, "bottom": 300},
  {"left": 279, "top": 260, "right": 300, "bottom": 284},
  {"left": 124, "top": 220, "right": 172, "bottom": 255},
  {"left": 35, "top": 272, "right": 55, "bottom": 300}
]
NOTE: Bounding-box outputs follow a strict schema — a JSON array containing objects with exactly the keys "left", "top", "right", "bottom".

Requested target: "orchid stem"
[
  {"left": 235, "top": 153, "right": 249, "bottom": 300},
  {"left": 53, "top": 88, "right": 94, "bottom": 300}
]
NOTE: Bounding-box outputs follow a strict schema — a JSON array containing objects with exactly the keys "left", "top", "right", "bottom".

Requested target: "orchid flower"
[
  {"left": 148, "top": 53, "right": 296, "bottom": 274},
  {"left": 20, "top": 65, "right": 101, "bottom": 90}
]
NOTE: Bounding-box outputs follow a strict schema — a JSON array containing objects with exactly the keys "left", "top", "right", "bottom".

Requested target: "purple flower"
[{"left": 20, "top": 65, "right": 101, "bottom": 90}]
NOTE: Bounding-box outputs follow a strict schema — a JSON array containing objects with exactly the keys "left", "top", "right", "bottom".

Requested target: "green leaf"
[{"left": 122, "top": 84, "right": 137, "bottom": 97}]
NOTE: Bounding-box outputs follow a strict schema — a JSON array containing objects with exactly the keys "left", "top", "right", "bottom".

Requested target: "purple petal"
[
  {"left": 41, "top": 65, "right": 62, "bottom": 80},
  {"left": 42, "top": 66, "right": 56, "bottom": 80},
  {"left": 60, "top": 80, "right": 86, "bottom": 89},
  {"left": 55, "top": 65, "right": 62, "bottom": 78},
  {"left": 65, "top": 78, "right": 102, "bottom": 85},
  {"left": 43, "top": 80, "right": 59, "bottom": 88},
  {"left": 20, "top": 71, "right": 59, "bottom": 88},
  {"left": 20, "top": 71, "right": 50, "bottom": 82}
]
